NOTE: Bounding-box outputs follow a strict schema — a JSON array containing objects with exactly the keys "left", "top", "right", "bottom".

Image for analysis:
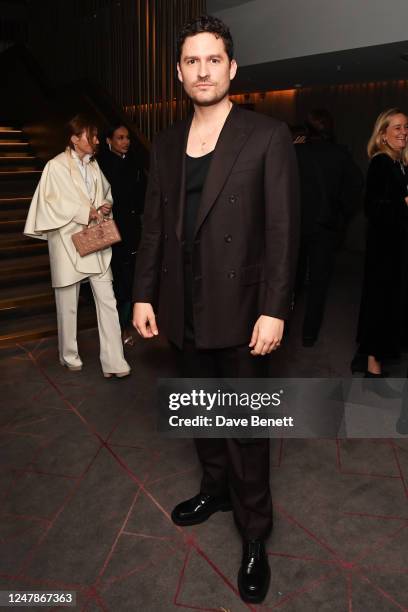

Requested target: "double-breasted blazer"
[{"left": 133, "top": 105, "right": 299, "bottom": 349}]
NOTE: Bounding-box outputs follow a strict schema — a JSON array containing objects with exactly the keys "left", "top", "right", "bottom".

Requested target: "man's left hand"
[{"left": 249, "top": 315, "right": 284, "bottom": 356}]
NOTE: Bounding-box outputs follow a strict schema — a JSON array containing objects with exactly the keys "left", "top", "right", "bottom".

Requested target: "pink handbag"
[{"left": 71, "top": 218, "right": 122, "bottom": 256}]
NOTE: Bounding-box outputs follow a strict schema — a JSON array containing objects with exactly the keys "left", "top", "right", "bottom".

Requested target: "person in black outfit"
[
  {"left": 98, "top": 125, "right": 145, "bottom": 345},
  {"left": 294, "top": 110, "right": 363, "bottom": 346},
  {"left": 133, "top": 15, "right": 299, "bottom": 604},
  {"left": 354, "top": 108, "right": 408, "bottom": 377}
]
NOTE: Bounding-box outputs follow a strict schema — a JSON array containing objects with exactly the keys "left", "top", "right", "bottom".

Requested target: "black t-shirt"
[{"left": 183, "top": 151, "right": 213, "bottom": 341}]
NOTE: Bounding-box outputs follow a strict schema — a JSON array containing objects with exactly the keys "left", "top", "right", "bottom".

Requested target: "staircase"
[{"left": 0, "top": 125, "right": 96, "bottom": 348}]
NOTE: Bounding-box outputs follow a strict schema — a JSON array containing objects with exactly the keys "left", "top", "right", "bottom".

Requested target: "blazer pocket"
[{"left": 240, "top": 263, "right": 264, "bottom": 285}]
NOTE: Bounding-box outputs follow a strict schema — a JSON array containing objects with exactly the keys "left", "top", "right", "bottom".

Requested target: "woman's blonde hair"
[{"left": 367, "top": 108, "right": 408, "bottom": 164}]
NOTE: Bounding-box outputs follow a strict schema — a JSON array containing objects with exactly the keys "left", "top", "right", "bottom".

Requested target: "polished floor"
[{"left": 1, "top": 250, "right": 408, "bottom": 611}]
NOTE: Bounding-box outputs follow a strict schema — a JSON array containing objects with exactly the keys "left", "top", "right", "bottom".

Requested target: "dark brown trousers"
[{"left": 173, "top": 341, "right": 273, "bottom": 541}]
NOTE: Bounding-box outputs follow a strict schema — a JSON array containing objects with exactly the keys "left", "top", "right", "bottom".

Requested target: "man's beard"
[{"left": 187, "top": 82, "right": 230, "bottom": 107}]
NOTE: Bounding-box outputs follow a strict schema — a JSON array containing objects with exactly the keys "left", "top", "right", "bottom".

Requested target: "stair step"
[
  {"left": 0, "top": 253, "right": 50, "bottom": 286},
  {"left": 0, "top": 252, "right": 49, "bottom": 272},
  {"left": 0, "top": 208, "right": 29, "bottom": 221},
  {"left": 0, "top": 219, "right": 25, "bottom": 231},
  {"left": 0, "top": 169, "right": 41, "bottom": 178},
  {"left": 0, "top": 141, "right": 29, "bottom": 147},
  {"left": 0, "top": 283, "right": 90, "bottom": 319},
  {"left": 1, "top": 232, "right": 38, "bottom": 246},
  {"left": 0, "top": 152, "right": 34, "bottom": 159},
  {"left": 0, "top": 306, "right": 97, "bottom": 348},
  {"left": 0, "top": 178, "right": 40, "bottom": 193},
  {"left": 0, "top": 166, "right": 41, "bottom": 174},
  {"left": 0, "top": 197, "right": 33, "bottom": 209},
  {"left": 0, "top": 240, "right": 48, "bottom": 259},
  {"left": 0, "top": 293, "right": 55, "bottom": 320},
  {"left": 0, "top": 130, "right": 24, "bottom": 142},
  {"left": 0, "top": 266, "right": 50, "bottom": 287}
]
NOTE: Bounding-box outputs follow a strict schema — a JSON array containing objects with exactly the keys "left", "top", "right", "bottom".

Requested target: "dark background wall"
[{"left": 26, "top": 0, "right": 205, "bottom": 140}]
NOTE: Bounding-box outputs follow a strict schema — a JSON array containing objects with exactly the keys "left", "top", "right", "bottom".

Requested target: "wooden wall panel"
[{"left": 28, "top": 0, "right": 206, "bottom": 140}]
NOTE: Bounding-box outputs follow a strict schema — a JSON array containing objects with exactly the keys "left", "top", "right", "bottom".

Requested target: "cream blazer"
[{"left": 24, "top": 149, "right": 113, "bottom": 288}]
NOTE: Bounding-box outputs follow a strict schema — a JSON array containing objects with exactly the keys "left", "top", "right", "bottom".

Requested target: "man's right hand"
[{"left": 133, "top": 302, "right": 159, "bottom": 338}]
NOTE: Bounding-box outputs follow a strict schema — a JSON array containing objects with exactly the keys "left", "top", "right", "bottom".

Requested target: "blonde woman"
[
  {"left": 354, "top": 108, "right": 408, "bottom": 376},
  {"left": 24, "top": 115, "right": 130, "bottom": 378}
]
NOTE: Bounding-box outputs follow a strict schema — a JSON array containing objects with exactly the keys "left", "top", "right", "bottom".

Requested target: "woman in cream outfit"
[{"left": 24, "top": 115, "right": 130, "bottom": 378}]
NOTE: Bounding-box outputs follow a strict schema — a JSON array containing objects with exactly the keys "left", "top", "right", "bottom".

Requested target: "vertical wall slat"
[{"left": 28, "top": 0, "right": 206, "bottom": 141}]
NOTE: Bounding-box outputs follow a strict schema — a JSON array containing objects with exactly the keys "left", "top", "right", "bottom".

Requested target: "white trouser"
[{"left": 54, "top": 274, "right": 130, "bottom": 374}]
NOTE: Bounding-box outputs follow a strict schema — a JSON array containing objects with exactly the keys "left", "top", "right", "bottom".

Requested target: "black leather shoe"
[
  {"left": 238, "top": 539, "right": 271, "bottom": 603},
  {"left": 171, "top": 493, "right": 232, "bottom": 526}
]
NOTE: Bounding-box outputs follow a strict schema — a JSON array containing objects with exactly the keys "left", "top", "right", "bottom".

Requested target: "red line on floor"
[
  {"left": 79, "top": 585, "right": 109, "bottom": 612},
  {"left": 339, "top": 471, "right": 400, "bottom": 479},
  {"left": 94, "top": 488, "right": 143, "bottom": 584},
  {"left": 147, "top": 465, "right": 197, "bottom": 485},
  {"left": 351, "top": 523, "right": 407, "bottom": 565},
  {"left": 354, "top": 563, "right": 408, "bottom": 575},
  {"left": 342, "top": 511, "right": 408, "bottom": 522},
  {"left": 12, "top": 468, "right": 80, "bottom": 480},
  {"left": 193, "top": 543, "right": 255, "bottom": 610},
  {"left": 0, "top": 512, "right": 51, "bottom": 525},
  {"left": 0, "top": 571, "right": 84, "bottom": 592},
  {"left": 274, "top": 503, "right": 345, "bottom": 564},
  {"left": 335, "top": 439, "right": 342, "bottom": 471},
  {"left": 267, "top": 551, "right": 338, "bottom": 566},
  {"left": 16, "top": 445, "right": 104, "bottom": 577},
  {"left": 122, "top": 531, "right": 171, "bottom": 540},
  {"left": 391, "top": 442, "right": 408, "bottom": 501},
  {"left": 354, "top": 570, "right": 407, "bottom": 611},
  {"left": 276, "top": 438, "right": 284, "bottom": 467},
  {"left": 346, "top": 572, "right": 353, "bottom": 612},
  {"left": 0, "top": 438, "right": 52, "bottom": 508},
  {"left": 267, "top": 568, "right": 341, "bottom": 609}
]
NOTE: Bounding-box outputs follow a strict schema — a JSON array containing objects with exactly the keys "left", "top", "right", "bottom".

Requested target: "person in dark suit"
[
  {"left": 97, "top": 125, "right": 145, "bottom": 345},
  {"left": 354, "top": 108, "right": 408, "bottom": 376},
  {"left": 132, "top": 15, "right": 299, "bottom": 604},
  {"left": 294, "top": 110, "right": 363, "bottom": 346}
]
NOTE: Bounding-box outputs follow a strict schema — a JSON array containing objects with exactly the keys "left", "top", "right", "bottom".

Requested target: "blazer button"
[
  {"left": 227, "top": 270, "right": 236, "bottom": 279},
  {"left": 163, "top": 196, "right": 168, "bottom": 205},
  {"left": 163, "top": 266, "right": 168, "bottom": 273},
  {"left": 229, "top": 195, "right": 237, "bottom": 204},
  {"left": 224, "top": 234, "right": 232, "bottom": 243},
  {"left": 164, "top": 233, "right": 168, "bottom": 240}
]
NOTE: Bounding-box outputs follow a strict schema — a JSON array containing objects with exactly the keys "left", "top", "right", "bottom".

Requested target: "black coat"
[
  {"left": 97, "top": 149, "right": 145, "bottom": 254},
  {"left": 132, "top": 105, "right": 300, "bottom": 349},
  {"left": 295, "top": 141, "right": 363, "bottom": 235},
  {"left": 357, "top": 153, "right": 408, "bottom": 359}
]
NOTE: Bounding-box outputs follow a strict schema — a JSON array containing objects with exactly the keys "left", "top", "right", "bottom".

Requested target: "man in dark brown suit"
[{"left": 133, "top": 15, "right": 299, "bottom": 604}]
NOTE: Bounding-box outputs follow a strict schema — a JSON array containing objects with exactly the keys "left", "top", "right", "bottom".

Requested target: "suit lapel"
[
  {"left": 194, "top": 105, "right": 253, "bottom": 238},
  {"left": 174, "top": 115, "right": 193, "bottom": 242}
]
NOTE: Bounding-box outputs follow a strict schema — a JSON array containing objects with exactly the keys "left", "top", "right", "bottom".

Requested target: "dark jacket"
[
  {"left": 357, "top": 153, "right": 408, "bottom": 358},
  {"left": 295, "top": 141, "right": 363, "bottom": 235},
  {"left": 133, "top": 105, "right": 300, "bottom": 349},
  {"left": 97, "top": 149, "right": 145, "bottom": 254}
]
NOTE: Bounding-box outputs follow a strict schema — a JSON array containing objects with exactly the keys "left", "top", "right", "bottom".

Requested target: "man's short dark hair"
[{"left": 177, "top": 14, "right": 234, "bottom": 62}]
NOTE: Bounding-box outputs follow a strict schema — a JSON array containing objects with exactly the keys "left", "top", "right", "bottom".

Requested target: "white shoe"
[{"left": 60, "top": 359, "right": 83, "bottom": 372}]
